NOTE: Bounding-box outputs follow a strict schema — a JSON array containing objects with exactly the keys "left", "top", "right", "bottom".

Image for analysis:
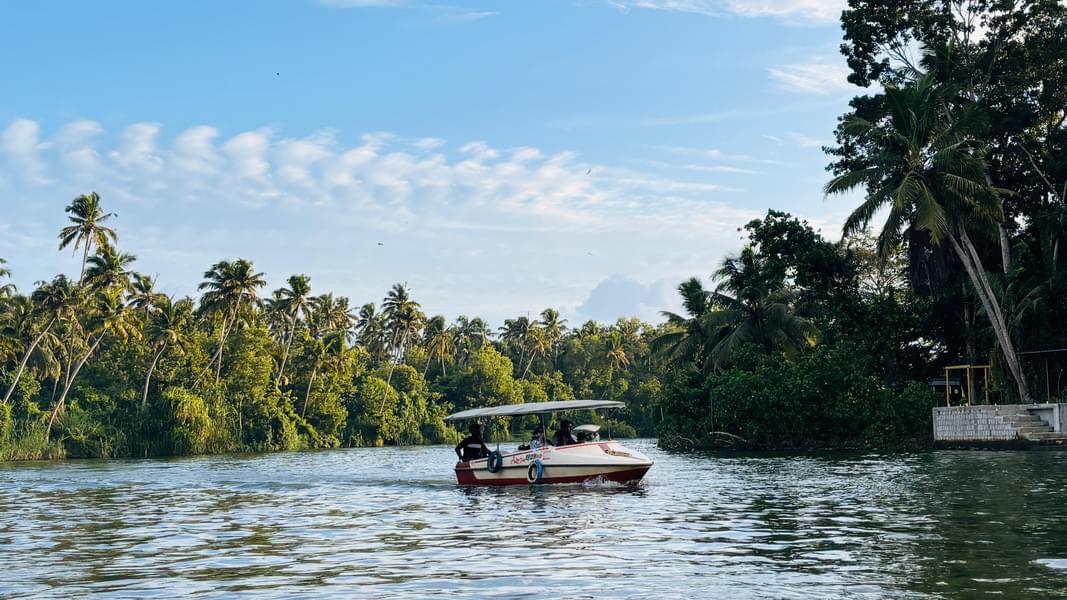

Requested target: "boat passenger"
[
  {"left": 530, "top": 426, "right": 548, "bottom": 449},
  {"left": 455, "top": 423, "right": 490, "bottom": 462},
  {"left": 551, "top": 420, "right": 577, "bottom": 447}
]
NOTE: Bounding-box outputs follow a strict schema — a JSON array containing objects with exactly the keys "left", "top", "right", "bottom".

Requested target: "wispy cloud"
[
  {"left": 316, "top": 0, "right": 498, "bottom": 21},
  {"left": 763, "top": 131, "right": 827, "bottom": 148},
  {"left": 554, "top": 98, "right": 846, "bottom": 129},
  {"left": 768, "top": 60, "right": 853, "bottom": 95},
  {"left": 605, "top": 0, "right": 846, "bottom": 25}
]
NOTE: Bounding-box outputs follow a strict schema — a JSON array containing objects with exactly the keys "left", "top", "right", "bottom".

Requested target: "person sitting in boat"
[
  {"left": 530, "top": 426, "right": 548, "bottom": 449},
  {"left": 455, "top": 423, "right": 490, "bottom": 462},
  {"left": 551, "top": 420, "right": 577, "bottom": 447}
]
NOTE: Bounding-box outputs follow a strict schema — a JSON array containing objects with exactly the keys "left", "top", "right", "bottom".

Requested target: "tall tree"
[
  {"left": 57, "top": 192, "right": 118, "bottom": 283},
  {"left": 1, "top": 277, "right": 73, "bottom": 405},
  {"left": 274, "top": 274, "right": 312, "bottom": 385},
  {"left": 826, "top": 73, "right": 1032, "bottom": 401},
  {"left": 83, "top": 247, "right": 137, "bottom": 292},
  {"left": 47, "top": 287, "right": 141, "bottom": 435},
  {"left": 198, "top": 259, "right": 266, "bottom": 383},
  {"left": 141, "top": 296, "right": 193, "bottom": 410}
]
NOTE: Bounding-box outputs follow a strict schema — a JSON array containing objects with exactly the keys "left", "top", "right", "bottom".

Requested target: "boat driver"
[
  {"left": 455, "top": 423, "right": 490, "bottom": 462},
  {"left": 551, "top": 420, "right": 577, "bottom": 447}
]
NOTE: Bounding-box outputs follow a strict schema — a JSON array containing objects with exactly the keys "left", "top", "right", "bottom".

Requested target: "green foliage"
[{"left": 658, "top": 344, "right": 934, "bottom": 450}]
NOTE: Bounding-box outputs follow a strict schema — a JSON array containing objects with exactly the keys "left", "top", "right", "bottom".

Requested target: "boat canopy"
[{"left": 444, "top": 399, "right": 624, "bottom": 421}]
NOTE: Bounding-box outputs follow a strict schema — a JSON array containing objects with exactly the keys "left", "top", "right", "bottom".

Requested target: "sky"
[{"left": 0, "top": 0, "right": 870, "bottom": 325}]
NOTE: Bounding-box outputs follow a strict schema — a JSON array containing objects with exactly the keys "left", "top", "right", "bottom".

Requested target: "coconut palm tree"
[
  {"left": 129, "top": 274, "right": 165, "bottom": 320},
  {"left": 381, "top": 284, "right": 424, "bottom": 382},
  {"left": 1, "top": 276, "right": 73, "bottom": 405},
  {"left": 539, "top": 308, "right": 567, "bottom": 365},
  {"left": 521, "top": 325, "right": 551, "bottom": 379},
  {"left": 606, "top": 331, "right": 631, "bottom": 371},
  {"left": 825, "top": 72, "right": 1032, "bottom": 401},
  {"left": 198, "top": 259, "right": 266, "bottom": 383},
  {"left": 141, "top": 296, "right": 193, "bottom": 410},
  {"left": 47, "top": 287, "right": 141, "bottom": 435},
  {"left": 301, "top": 330, "right": 347, "bottom": 418},
  {"left": 423, "top": 315, "right": 456, "bottom": 376},
  {"left": 652, "top": 277, "right": 717, "bottom": 371},
  {"left": 83, "top": 247, "right": 137, "bottom": 292},
  {"left": 58, "top": 192, "right": 118, "bottom": 283},
  {"left": 273, "top": 274, "right": 312, "bottom": 385},
  {"left": 0, "top": 258, "right": 14, "bottom": 299},
  {"left": 356, "top": 302, "right": 388, "bottom": 362},
  {"left": 310, "top": 293, "right": 356, "bottom": 338}
]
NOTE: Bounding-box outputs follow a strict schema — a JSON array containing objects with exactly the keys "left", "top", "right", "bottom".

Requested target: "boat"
[{"left": 444, "top": 399, "right": 653, "bottom": 486}]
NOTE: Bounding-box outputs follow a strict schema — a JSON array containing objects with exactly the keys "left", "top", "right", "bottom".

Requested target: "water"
[{"left": 2, "top": 442, "right": 1067, "bottom": 599}]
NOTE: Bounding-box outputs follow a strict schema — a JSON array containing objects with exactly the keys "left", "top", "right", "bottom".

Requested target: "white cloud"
[
  {"left": 1, "top": 117, "right": 843, "bottom": 322},
  {"left": 1, "top": 119, "right": 51, "bottom": 184},
  {"left": 576, "top": 274, "right": 680, "bottom": 323},
  {"left": 769, "top": 60, "right": 853, "bottom": 94},
  {"left": 764, "top": 131, "right": 827, "bottom": 148},
  {"left": 607, "top": 0, "right": 845, "bottom": 25}
]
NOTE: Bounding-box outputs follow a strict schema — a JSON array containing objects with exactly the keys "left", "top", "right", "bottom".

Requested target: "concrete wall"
[
  {"left": 933, "top": 406, "right": 1019, "bottom": 442},
  {"left": 932, "top": 403, "right": 1067, "bottom": 442}
]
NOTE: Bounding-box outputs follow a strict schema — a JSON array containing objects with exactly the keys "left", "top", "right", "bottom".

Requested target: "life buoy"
[
  {"left": 486, "top": 450, "right": 503, "bottom": 473},
  {"left": 526, "top": 460, "right": 544, "bottom": 483}
]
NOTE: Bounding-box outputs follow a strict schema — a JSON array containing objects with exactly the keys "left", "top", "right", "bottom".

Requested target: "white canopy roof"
[{"left": 444, "top": 400, "right": 624, "bottom": 421}]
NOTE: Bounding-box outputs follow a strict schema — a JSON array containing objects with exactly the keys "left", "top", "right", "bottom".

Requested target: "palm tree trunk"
[
  {"left": 141, "top": 344, "right": 167, "bottom": 411},
  {"left": 2, "top": 318, "right": 55, "bottom": 405},
  {"left": 276, "top": 324, "right": 296, "bottom": 386},
  {"left": 522, "top": 353, "right": 535, "bottom": 379},
  {"left": 423, "top": 355, "right": 432, "bottom": 377},
  {"left": 999, "top": 224, "right": 1012, "bottom": 275},
  {"left": 947, "top": 229, "right": 1032, "bottom": 402},
  {"left": 79, "top": 241, "right": 92, "bottom": 284},
  {"left": 46, "top": 335, "right": 103, "bottom": 437},
  {"left": 211, "top": 307, "right": 238, "bottom": 384},
  {"left": 302, "top": 367, "right": 317, "bottom": 418}
]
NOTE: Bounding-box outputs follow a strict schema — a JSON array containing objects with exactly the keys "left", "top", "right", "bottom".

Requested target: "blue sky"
[{"left": 0, "top": 0, "right": 866, "bottom": 324}]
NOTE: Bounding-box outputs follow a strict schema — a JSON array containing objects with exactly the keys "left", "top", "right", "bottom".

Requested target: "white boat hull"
[{"left": 455, "top": 441, "right": 652, "bottom": 486}]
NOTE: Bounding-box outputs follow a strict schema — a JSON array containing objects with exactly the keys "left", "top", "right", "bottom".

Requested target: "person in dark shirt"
[
  {"left": 551, "top": 420, "right": 577, "bottom": 447},
  {"left": 455, "top": 423, "right": 490, "bottom": 462}
]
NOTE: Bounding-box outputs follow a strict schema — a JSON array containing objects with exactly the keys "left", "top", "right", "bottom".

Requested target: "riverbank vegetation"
[{"left": 3, "top": 0, "right": 1066, "bottom": 459}]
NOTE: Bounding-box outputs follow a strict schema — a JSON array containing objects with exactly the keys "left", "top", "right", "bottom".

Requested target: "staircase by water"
[{"left": 1004, "top": 413, "right": 1067, "bottom": 444}]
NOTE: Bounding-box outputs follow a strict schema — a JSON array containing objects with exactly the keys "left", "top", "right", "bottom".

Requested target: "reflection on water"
[{"left": 3, "top": 442, "right": 1067, "bottom": 598}]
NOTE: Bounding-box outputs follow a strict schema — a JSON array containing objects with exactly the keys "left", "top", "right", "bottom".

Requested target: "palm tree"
[
  {"left": 825, "top": 72, "right": 1032, "bottom": 401},
  {"left": 381, "top": 284, "right": 424, "bottom": 382},
  {"left": 499, "top": 316, "right": 534, "bottom": 375},
  {"left": 198, "top": 259, "right": 266, "bottom": 383},
  {"left": 707, "top": 248, "right": 816, "bottom": 369},
  {"left": 1, "top": 276, "right": 73, "bottom": 405},
  {"left": 129, "top": 274, "right": 164, "bottom": 320},
  {"left": 652, "top": 277, "right": 717, "bottom": 371},
  {"left": 606, "top": 331, "right": 631, "bottom": 371},
  {"left": 0, "top": 258, "right": 14, "bottom": 299},
  {"left": 141, "top": 296, "right": 193, "bottom": 410},
  {"left": 47, "top": 287, "right": 141, "bottom": 435},
  {"left": 274, "top": 274, "right": 312, "bottom": 385},
  {"left": 423, "top": 315, "right": 456, "bottom": 376},
  {"left": 83, "top": 247, "right": 137, "bottom": 292},
  {"left": 522, "top": 325, "right": 551, "bottom": 379},
  {"left": 301, "top": 331, "right": 347, "bottom": 418},
  {"left": 310, "top": 293, "right": 356, "bottom": 338},
  {"left": 356, "top": 303, "right": 388, "bottom": 362},
  {"left": 539, "top": 308, "right": 567, "bottom": 365},
  {"left": 58, "top": 192, "right": 118, "bottom": 283}
]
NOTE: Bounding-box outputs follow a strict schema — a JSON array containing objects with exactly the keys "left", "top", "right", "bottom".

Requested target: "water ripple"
[{"left": 3, "top": 443, "right": 1067, "bottom": 598}]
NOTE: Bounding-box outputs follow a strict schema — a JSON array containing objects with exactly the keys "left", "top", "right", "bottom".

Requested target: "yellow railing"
[{"left": 944, "top": 364, "right": 991, "bottom": 406}]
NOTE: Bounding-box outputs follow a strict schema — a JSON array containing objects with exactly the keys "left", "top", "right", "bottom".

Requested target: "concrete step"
[
  {"left": 1021, "top": 431, "right": 1067, "bottom": 440},
  {"left": 1006, "top": 414, "right": 1044, "bottom": 423},
  {"left": 1016, "top": 425, "right": 1055, "bottom": 434}
]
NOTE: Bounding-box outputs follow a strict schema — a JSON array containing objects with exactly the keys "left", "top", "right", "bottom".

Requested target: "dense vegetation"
[
  {"left": 3, "top": 0, "right": 1065, "bottom": 459},
  {"left": 0, "top": 194, "right": 669, "bottom": 459},
  {"left": 659, "top": 0, "right": 1067, "bottom": 449}
]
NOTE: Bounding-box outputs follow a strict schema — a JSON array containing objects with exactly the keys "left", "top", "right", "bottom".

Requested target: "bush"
[{"left": 657, "top": 343, "right": 934, "bottom": 450}]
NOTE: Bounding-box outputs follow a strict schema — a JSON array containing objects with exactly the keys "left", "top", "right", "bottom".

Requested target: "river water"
[{"left": 2, "top": 441, "right": 1067, "bottom": 598}]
